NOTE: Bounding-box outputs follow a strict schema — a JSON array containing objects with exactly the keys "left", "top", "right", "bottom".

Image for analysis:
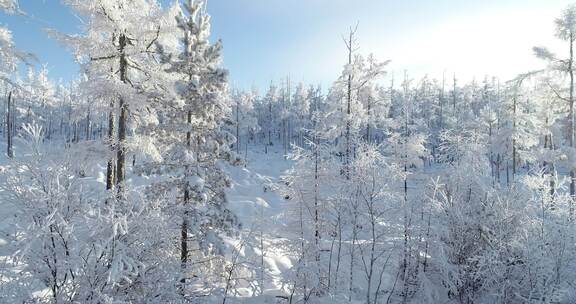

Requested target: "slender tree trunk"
[
  {"left": 116, "top": 101, "right": 127, "bottom": 189},
  {"left": 67, "top": 94, "right": 73, "bottom": 142},
  {"left": 86, "top": 107, "right": 91, "bottom": 140},
  {"left": 496, "top": 154, "right": 501, "bottom": 184},
  {"left": 439, "top": 71, "right": 445, "bottom": 130},
  {"left": 284, "top": 78, "right": 290, "bottom": 157},
  {"left": 6, "top": 91, "right": 13, "bottom": 158},
  {"left": 299, "top": 179, "right": 307, "bottom": 298},
  {"left": 266, "top": 100, "right": 272, "bottom": 154},
  {"left": 335, "top": 212, "right": 343, "bottom": 288},
  {"left": 423, "top": 211, "right": 431, "bottom": 273},
  {"left": 106, "top": 100, "right": 115, "bottom": 191},
  {"left": 181, "top": 189, "right": 189, "bottom": 288},
  {"left": 236, "top": 97, "right": 240, "bottom": 154},
  {"left": 116, "top": 33, "right": 128, "bottom": 195},
  {"left": 181, "top": 110, "right": 192, "bottom": 291},
  {"left": 349, "top": 209, "right": 357, "bottom": 302},
  {"left": 2, "top": 89, "right": 6, "bottom": 138},
  {"left": 366, "top": 194, "right": 377, "bottom": 304},
  {"left": 245, "top": 134, "right": 248, "bottom": 161},
  {"left": 366, "top": 95, "right": 371, "bottom": 142},
  {"left": 452, "top": 74, "right": 457, "bottom": 113},
  {"left": 402, "top": 79, "right": 411, "bottom": 301},
  {"left": 569, "top": 32, "right": 575, "bottom": 220},
  {"left": 512, "top": 91, "right": 517, "bottom": 181},
  {"left": 47, "top": 114, "right": 52, "bottom": 140},
  {"left": 313, "top": 127, "right": 322, "bottom": 290},
  {"left": 489, "top": 123, "right": 495, "bottom": 184},
  {"left": 327, "top": 232, "right": 336, "bottom": 290},
  {"left": 345, "top": 29, "right": 354, "bottom": 179},
  {"left": 73, "top": 122, "right": 78, "bottom": 143},
  {"left": 544, "top": 121, "right": 556, "bottom": 198}
]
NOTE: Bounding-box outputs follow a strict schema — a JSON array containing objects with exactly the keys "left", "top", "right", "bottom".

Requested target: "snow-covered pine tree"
[{"left": 143, "top": 0, "right": 238, "bottom": 296}]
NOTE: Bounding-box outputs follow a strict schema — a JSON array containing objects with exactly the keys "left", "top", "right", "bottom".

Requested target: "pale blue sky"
[{"left": 0, "top": 0, "right": 574, "bottom": 90}]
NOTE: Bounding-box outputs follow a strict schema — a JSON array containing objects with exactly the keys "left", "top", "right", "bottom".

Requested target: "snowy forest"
[{"left": 2, "top": 0, "right": 576, "bottom": 303}]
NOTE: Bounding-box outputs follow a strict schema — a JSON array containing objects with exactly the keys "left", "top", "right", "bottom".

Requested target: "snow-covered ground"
[
  {"left": 225, "top": 148, "right": 292, "bottom": 232},
  {"left": 221, "top": 147, "right": 297, "bottom": 302}
]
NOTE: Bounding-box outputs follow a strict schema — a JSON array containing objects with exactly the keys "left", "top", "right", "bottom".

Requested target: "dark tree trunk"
[
  {"left": 181, "top": 109, "right": 192, "bottom": 290},
  {"left": 86, "top": 107, "right": 91, "bottom": 141},
  {"left": 6, "top": 91, "right": 13, "bottom": 158},
  {"left": 106, "top": 100, "right": 115, "bottom": 191},
  {"left": 116, "top": 33, "right": 128, "bottom": 195}
]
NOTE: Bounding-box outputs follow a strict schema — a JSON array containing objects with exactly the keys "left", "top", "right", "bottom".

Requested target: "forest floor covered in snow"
[{"left": 222, "top": 147, "right": 295, "bottom": 301}]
